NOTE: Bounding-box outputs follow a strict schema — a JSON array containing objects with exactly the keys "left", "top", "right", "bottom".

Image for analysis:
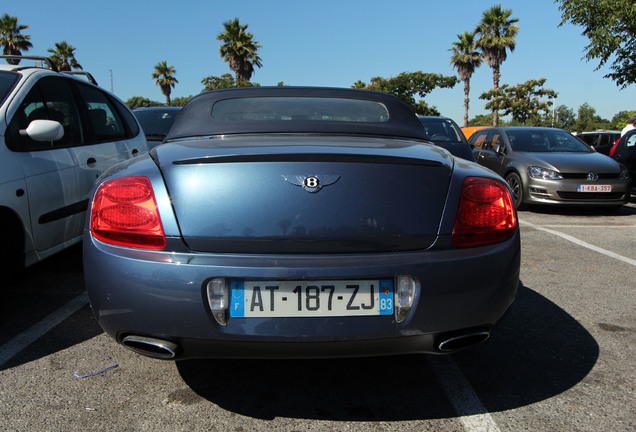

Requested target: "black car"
[
  {"left": 417, "top": 116, "right": 475, "bottom": 161},
  {"left": 133, "top": 106, "right": 182, "bottom": 149},
  {"left": 576, "top": 130, "right": 621, "bottom": 155},
  {"left": 612, "top": 128, "right": 636, "bottom": 192}
]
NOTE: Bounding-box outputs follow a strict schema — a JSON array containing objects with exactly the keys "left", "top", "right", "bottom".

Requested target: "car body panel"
[{"left": 154, "top": 136, "right": 452, "bottom": 253}]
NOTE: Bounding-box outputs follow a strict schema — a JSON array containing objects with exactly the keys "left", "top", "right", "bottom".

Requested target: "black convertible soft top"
[{"left": 165, "top": 87, "right": 428, "bottom": 141}]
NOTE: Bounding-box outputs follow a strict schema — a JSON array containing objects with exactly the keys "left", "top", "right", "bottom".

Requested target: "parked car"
[
  {"left": 611, "top": 128, "right": 636, "bottom": 192},
  {"left": 461, "top": 125, "right": 490, "bottom": 140},
  {"left": 576, "top": 130, "right": 620, "bottom": 155},
  {"left": 84, "top": 87, "right": 520, "bottom": 360},
  {"left": 0, "top": 55, "right": 147, "bottom": 274},
  {"left": 469, "top": 127, "right": 631, "bottom": 209},
  {"left": 133, "top": 106, "right": 182, "bottom": 149},
  {"left": 417, "top": 116, "right": 475, "bottom": 161}
]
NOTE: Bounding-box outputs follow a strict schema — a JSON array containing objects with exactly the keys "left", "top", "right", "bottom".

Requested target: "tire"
[{"left": 505, "top": 172, "right": 526, "bottom": 210}]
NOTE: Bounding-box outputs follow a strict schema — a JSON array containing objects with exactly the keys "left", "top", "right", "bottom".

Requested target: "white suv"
[{"left": 0, "top": 55, "right": 148, "bottom": 273}]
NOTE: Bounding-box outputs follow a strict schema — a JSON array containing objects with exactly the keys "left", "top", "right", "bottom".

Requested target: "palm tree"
[
  {"left": 475, "top": 5, "right": 519, "bottom": 126},
  {"left": 0, "top": 14, "right": 33, "bottom": 65},
  {"left": 449, "top": 31, "right": 482, "bottom": 127},
  {"left": 47, "top": 41, "right": 82, "bottom": 71},
  {"left": 152, "top": 61, "right": 178, "bottom": 106},
  {"left": 217, "top": 18, "right": 262, "bottom": 82}
]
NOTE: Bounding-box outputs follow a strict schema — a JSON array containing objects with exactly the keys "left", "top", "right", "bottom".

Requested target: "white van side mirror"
[{"left": 20, "top": 119, "right": 64, "bottom": 141}]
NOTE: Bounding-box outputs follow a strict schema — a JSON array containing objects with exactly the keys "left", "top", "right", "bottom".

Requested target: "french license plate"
[
  {"left": 577, "top": 184, "right": 612, "bottom": 192},
  {"left": 229, "top": 280, "right": 394, "bottom": 318}
]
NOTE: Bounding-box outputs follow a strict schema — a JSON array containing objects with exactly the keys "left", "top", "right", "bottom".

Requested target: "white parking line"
[
  {"left": 426, "top": 356, "right": 502, "bottom": 432},
  {"left": 538, "top": 225, "right": 635, "bottom": 229},
  {"left": 0, "top": 292, "right": 88, "bottom": 368},
  {"left": 519, "top": 220, "right": 636, "bottom": 267}
]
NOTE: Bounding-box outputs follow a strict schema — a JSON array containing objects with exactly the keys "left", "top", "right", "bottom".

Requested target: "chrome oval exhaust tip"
[
  {"left": 437, "top": 331, "right": 490, "bottom": 352},
  {"left": 121, "top": 335, "right": 179, "bottom": 360}
]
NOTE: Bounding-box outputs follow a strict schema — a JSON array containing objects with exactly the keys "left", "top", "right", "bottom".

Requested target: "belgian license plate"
[
  {"left": 229, "top": 280, "right": 394, "bottom": 318},
  {"left": 577, "top": 184, "right": 612, "bottom": 192}
]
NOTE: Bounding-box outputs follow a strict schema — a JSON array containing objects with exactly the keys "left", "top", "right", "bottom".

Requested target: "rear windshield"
[
  {"left": 0, "top": 71, "right": 20, "bottom": 106},
  {"left": 211, "top": 97, "right": 390, "bottom": 123}
]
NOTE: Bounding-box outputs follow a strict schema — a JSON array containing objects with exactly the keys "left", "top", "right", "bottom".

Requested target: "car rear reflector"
[
  {"left": 91, "top": 176, "right": 166, "bottom": 249},
  {"left": 451, "top": 177, "right": 517, "bottom": 248}
]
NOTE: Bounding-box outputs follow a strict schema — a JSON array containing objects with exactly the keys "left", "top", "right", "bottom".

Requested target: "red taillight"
[
  {"left": 91, "top": 176, "right": 166, "bottom": 249},
  {"left": 452, "top": 177, "right": 517, "bottom": 248}
]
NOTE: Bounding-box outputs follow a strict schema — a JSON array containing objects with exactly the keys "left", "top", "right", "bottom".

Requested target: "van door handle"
[
  {"left": 87, "top": 157, "right": 97, "bottom": 166},
  {"left": 132, "top": 149, "right": 139, "bottom": 156}
]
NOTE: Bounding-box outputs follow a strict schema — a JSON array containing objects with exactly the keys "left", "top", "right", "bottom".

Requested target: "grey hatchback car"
[{"left": 470, "top": 127, "right": 631, "bottom": 209}]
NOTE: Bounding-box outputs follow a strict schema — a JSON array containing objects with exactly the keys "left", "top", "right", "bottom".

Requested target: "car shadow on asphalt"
[
  {"left": 0, "top": 244, "right": 103, "bottom": 370},
  {"left": 176, "top": 282, "right": 599, "bottom": 421}
]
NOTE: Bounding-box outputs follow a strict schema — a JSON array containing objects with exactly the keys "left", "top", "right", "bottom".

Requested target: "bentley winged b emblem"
[{"left": 282, "top": 175, "right": 341, "bottom": 193}]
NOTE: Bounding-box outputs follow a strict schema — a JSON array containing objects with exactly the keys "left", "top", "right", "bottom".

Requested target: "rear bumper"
[
  {"left": 84, "top": 230, "right": 520, "bottom": 359},
  {"left": 123, "top": 330, "right": 497, "bottom": 359}
]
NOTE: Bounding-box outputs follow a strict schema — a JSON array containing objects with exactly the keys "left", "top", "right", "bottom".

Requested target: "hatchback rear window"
[{"left": 211, "top": 97, "right": 390, "bottom": 123}]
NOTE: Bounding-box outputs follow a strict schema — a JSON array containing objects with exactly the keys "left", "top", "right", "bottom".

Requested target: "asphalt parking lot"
[{"left": 1, "top": 201, "right": 634, "bottom": 432}]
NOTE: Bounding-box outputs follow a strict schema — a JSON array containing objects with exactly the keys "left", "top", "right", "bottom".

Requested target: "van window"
[
  {"left": 6, "top": 77, "right": 83, "bottom": 151},
  {"left": 0, "top": 71, "right": 20, "bottom": 106},
  {"left": 109, "top": 94, "right": 140, "bottom": 137},
  {"left": 75, "top": 83, "right": 127, "bottom": 143}
]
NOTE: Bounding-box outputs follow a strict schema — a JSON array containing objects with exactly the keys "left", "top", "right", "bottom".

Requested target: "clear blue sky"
[{"left": 6, "top": 0, "right": 634, "bottom": 123}]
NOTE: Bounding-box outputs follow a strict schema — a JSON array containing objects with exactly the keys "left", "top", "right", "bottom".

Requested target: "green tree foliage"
[
  {"left": 555, "top": 105, "right": 577, "bottom": 130},
  {"left": 353, "top": 71, "right": 458, "bottom": 115},
  {"left": 612, "top": 110, "right": 636, "bottom": 130},
  {"left": 468, "top": 113, "right": 494, "bottom": 126},
  {"left": 449, "top": 31, "right": 482, "bottom": 127},
  {"left": 475, "top": 5, "right": 519, "bottom": 126},
  {"left": 152, "top": 60, "right": 178, "bottom": 106},
  {"left": 480, "top": 78, "right": 557, "bottom": 125},
  {"left": 126, "top": 96, "right": 163, "bottom": 109},
  {"left": 574, "top": 102, "right": 612, "bottom": 132},
  {"left": 0, "top": 14, "right": 32, "bottom": 64},
  {"left": 201, "top": 73, "right": 259, "bottom": 91},
  {"left": 217, "top": 18, "right": 262, "bottom": 82},
  {"left": 170, "top": 96, "right": 193, "bottom": 107},
  {"left": 556, "top": 0, "right": 635, "bottom": 88},
  {"left": 47, "top": 41, "right": 82, "bottom": 71}
]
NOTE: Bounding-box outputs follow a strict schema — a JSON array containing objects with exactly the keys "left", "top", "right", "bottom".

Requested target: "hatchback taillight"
[
  {"left": 451, "top": 177, "right": 517, "bottom": 248},
  {"left": 90, "top": 176, "right": 166, "bottom": 249}
]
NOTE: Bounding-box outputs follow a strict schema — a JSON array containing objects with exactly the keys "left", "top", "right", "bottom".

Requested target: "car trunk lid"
[{"left": 153, "top": 135, "right": 453, "bottom": 253}]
